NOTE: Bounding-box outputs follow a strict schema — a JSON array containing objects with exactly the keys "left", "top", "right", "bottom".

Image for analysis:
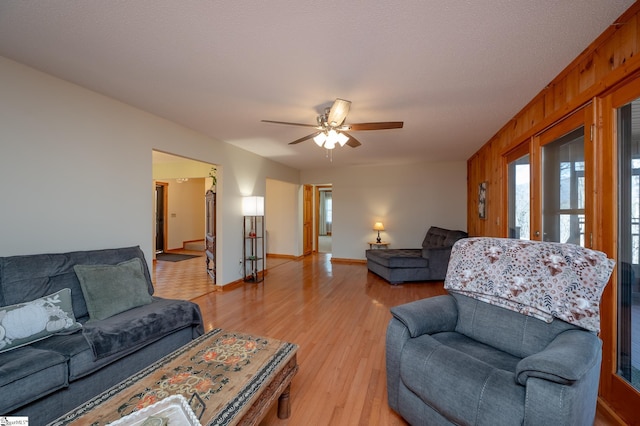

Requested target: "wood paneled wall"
[
  {"left": 467, "top": 3, "right": 640, "bottom": 423},
  {"left": 467, "top": 2, "right": 640, "bottom": 237}
]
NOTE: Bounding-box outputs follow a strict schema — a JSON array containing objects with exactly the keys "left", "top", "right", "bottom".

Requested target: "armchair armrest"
[
  {"left": 390, "top": 294, "right": 457, "bottom": 338},
  {"left": 515, "top": 329, "right": 601, "bottom": 386}
]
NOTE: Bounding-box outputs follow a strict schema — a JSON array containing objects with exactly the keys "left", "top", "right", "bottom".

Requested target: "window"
[{"left": 507, "top": 153, "right": 530, "bottom": 240}]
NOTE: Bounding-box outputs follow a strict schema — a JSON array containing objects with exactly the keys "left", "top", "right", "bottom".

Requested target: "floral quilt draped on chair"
[{"left": 444, "top": 237, "right": 615, "bottom": 332}]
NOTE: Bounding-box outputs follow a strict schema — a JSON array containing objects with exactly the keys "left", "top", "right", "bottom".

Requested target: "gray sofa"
[
  {"left": 366, "top": 226, "right": 467, "bottom": 284},
  {"left": 0, "top": 246, "right": 204, "bottom": 426},
  {"left": 386, "top": 237, "right": 614, "bottom": 425}
]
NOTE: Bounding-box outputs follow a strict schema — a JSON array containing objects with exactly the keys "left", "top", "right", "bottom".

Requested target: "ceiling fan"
[{"left": 261, "top": 98, "right": 403, "bottom": 149}]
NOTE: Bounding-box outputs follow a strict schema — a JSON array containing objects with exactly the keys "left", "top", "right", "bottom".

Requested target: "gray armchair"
[{"left": 386, "top": 237, "right": 615, "bottom": 426}]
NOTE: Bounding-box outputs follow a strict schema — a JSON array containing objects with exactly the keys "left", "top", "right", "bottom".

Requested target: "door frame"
[{"left": 303, "top": 184, "right": 313, "bottom": 255}]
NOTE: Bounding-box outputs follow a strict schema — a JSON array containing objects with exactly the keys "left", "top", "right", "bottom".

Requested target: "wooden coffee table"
[{"left": 49, "top": 329, "right": 298, "bottom": 426}]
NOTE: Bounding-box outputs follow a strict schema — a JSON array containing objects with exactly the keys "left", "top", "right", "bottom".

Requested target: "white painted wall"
[
  {"left": 0, "top": 57, "right": 468, "bottom": 275},
  {"left": 156, "top": 178, "right": 206, "bottom": 250},
  {"left": 153, "top": 156, "right": 215, "bottom": 180},
  {"left": 301, "top": 161, "right": 467, "bottom": 260},
  {"left": 0, "top": 57, "right": 300, "bottom": 285}
]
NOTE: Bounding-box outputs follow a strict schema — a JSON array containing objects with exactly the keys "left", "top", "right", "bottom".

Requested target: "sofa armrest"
[
  {"left": 421, "top": 246, "right": 454, "bottom": 279},
  {"left": 421, "top": 245, "right": 452, "bottom": 256},
  {"left": 515, "top": 329, "right": 601, "bottom": 386},
  {"left": 390, "top": 295, "right": 457, "bottom": 338}
]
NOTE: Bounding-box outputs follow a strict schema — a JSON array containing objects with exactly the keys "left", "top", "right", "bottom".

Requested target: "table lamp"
[{"left": 373, "top": 222, "right": 385, "bottom": 243}]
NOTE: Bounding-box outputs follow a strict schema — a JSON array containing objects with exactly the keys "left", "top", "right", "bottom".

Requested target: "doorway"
[
  {"left": 316, "top": 185, "right": 332, "bottom": 253},
  {"left": 152, "top": 150, "right": 218, "bottom": 254}
]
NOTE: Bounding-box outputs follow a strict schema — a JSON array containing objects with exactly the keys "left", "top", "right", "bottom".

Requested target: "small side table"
[{"left": 368, "top": 242, "right": 390, "bottom": 249}]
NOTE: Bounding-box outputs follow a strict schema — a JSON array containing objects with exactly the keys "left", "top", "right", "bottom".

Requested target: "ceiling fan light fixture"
[
  {"left": 313, "top": 132, "right": 327, "bottom": 147},
  {"left": 337, "top": 132, "right": 349, "bottom": 146},
  {"left": 324, "top": 129, "right": 344, "bottom": 150},
  {"left": 263, "top": 98, "right": 403, "bottom": 157}
]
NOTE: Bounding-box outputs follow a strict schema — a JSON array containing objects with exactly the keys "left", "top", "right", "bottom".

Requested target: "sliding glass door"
[
  {"left": 541, "top": 126, "right": 585, "bottom": 244},
  {"left": 531, "top": 108, "right": 592, "bottom": 246},
  {"left": 617, "top": 97, "right": 640, "bottom": 392}
]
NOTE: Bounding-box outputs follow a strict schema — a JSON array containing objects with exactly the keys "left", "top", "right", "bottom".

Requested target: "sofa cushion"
[
  {"left": 431, "top": 331, "right": 521, "bottom": 372},
  {"left": 32, "top": 298, "right": 202, "bottom": 380},
  {"left": 422, "top": 228, "right": 448, "bottom": 248},
  {"left": 0, "top": 246, "right": 154, "bottom": 319},
  {"left": 82, "top": 297, "right": 204, "bottom": 360},
  {"left": 32, "top": 330, "right": 146, "bottom": 381},
  {"left": 444, "top": 230, "right": 469, "bottom": 246},
  {"left": 400, "top": 332, "right": 525, "bottom": 425},
  {"left": 0, "top": 288, "right": 82, "bottom": 353},
  {"left": 421, "top": 226, "right": 468, "bottom": 248},
  {"left": 31, "top": 332, "right": 104, "bottom": 381},
  {"left": 74, "top": 258, "right": 153, "bottom": 321},
  {"left": 0, "top": 346, "right": 68, "bottom": 413},
  {"left": 366, "top": 249, "right": 427, "bottom": 268}
]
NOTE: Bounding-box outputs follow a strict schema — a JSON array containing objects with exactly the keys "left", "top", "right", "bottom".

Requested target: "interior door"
[
  {"left": 155, "top": 182, "right": 168, "bottom": 253},
  {"left": 303, "top": 184, "right": 313, "bottom": 255},
  {"left": 531, "top": 105, "right": 594, "bottom": 247}
]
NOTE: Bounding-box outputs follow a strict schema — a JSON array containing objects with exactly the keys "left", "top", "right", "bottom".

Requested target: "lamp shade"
[
  {"left": 337, "top": 132, "right": 349, "bottom": 146},
  {"left": 313, "top": 132, "right": 326, "bottom": 146},
  {"left": 242, "top": 196, "right": 264, "bottom": 216},
  {"left": 373, "top": 222, "right": 385, "bottom": 231}
]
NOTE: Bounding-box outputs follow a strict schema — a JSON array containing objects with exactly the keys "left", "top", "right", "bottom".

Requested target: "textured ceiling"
[{"left": 0, "top": 1, "right": 634, "bottom": 170}]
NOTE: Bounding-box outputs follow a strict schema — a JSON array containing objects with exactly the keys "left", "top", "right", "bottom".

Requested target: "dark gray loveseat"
[
  {"left": 0, "top": 246, "right": 204, "bottom": 425},
  {"left": 366, "top": 226, "right": 467, "bottom": 284}
]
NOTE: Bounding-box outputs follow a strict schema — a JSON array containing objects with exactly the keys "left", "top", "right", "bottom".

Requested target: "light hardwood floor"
[{"left": 153, "top": 252, "right": 621, "bottom": 425}]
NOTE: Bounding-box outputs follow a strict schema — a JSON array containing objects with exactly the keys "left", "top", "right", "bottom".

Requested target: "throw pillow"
[
  {"left": 0, "top": 288, "right": 83, "bottom": 353},
  {"left": 74, "top": 258, "right": 154, "bottom": 321}
]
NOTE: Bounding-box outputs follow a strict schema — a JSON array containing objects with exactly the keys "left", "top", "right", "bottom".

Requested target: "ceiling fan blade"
[
  {"left": 289, "top": 131, "right": 322, "bottom": 145},
  {"left": 262, "top": 120, "right": 320, "bottom": 128},
  {"left": 343, "top": 132, "right": 362, "bottom": 148},
  {"left": 342, "top": 121, "right": 404, "bottom": 131},
  {"left": 327, "top": 99, "right": 351, "bottom": 126}
]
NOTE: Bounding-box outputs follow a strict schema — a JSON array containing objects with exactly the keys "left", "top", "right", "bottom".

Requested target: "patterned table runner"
[{"left": 50, "top": 329, "right": 298, "bottom": 426}]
